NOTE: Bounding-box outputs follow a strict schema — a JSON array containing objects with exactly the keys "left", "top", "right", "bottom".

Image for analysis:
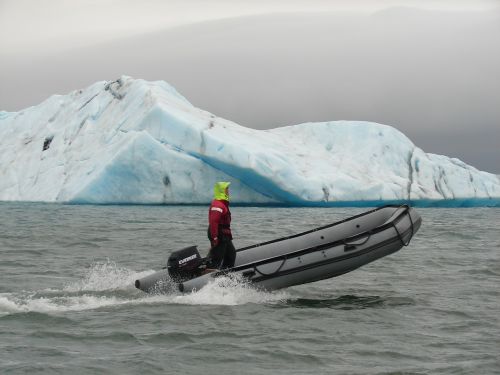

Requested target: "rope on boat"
[
  {"left": 392, "top": 205, "right": 415, "bottom": 246},
  {"left": 253, "top": 257, "right": 287, "bottom": 277}
]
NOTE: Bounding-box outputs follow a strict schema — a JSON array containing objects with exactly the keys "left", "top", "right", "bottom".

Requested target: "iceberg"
[{"left": 1, "top": 76, "right": 499, "bottom": 206}]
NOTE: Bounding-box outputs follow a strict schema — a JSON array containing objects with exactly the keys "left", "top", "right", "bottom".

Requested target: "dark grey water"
[{"left": 1, "top": 203, "right": 499, "bottom": 374}]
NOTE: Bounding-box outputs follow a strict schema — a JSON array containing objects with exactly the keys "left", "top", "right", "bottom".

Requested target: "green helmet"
[{"left": 214, "top": 181, "right": 231, "bottom": 201}]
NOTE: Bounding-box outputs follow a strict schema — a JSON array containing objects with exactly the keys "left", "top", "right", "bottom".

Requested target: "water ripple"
[{"left": 0, "top": 204, "right": 499, "bottom": 374}]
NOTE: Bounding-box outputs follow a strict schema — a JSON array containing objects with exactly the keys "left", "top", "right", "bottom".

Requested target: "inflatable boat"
[{"left": 135, "top": 205, "right": 421, "bottom": 293}]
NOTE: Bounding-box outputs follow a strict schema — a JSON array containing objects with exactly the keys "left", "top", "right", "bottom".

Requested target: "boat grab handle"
[{"left": 343, "top": 233, "right": 371, "bottom": 252}]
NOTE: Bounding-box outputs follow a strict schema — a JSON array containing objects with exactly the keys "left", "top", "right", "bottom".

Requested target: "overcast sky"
[{"left": 1, "top": 0, "right": 499, "bottom": 173}]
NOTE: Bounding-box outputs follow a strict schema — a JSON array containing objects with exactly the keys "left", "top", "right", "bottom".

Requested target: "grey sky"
[{"left": 1, "top": 0, "right": 499, "bottom": 173}]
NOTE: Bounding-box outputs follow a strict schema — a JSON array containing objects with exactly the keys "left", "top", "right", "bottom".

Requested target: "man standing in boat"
[{"left": 207, "top": 181, "right": 236, "bottom": 270}]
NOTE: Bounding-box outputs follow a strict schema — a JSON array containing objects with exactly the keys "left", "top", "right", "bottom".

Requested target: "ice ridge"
[{"left": 0, "top": 76, "right": 499, "bottom": 207}]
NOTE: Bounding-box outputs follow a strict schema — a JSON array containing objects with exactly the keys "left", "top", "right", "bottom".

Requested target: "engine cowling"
[{"left": 167, "top": 246, "right": 204, "bottom": 282}]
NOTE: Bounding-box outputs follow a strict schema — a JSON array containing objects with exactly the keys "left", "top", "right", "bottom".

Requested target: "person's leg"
[
  {"left": 207, "top": 242, "right": 227, "bottom": 269},
  {"left": 221, "top": 240, "right": 236, "bottom": 269}
]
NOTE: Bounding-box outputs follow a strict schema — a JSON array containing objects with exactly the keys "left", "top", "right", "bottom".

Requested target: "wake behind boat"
[{"left": 135, "top": 205, "right": 421, "bottom": 293}]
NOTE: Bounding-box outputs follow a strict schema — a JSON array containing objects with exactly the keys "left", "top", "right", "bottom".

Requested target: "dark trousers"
[{"left": 207, "top": 238, "right": 236, "bottom": 269}]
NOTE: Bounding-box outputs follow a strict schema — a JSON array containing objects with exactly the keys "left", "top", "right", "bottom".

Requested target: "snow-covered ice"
[{"left": 1, "top": 76, "right": 499, "bottom": 206}]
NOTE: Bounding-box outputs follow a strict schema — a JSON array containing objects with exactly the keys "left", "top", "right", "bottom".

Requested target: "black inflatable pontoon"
[{"left": 135, "top": 205, "right": 421, "bottom": 293}]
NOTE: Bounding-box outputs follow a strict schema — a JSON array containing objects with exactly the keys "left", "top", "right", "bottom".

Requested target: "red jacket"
[{"left": 208, "top": 199, "right": 232, "bottom": 246}]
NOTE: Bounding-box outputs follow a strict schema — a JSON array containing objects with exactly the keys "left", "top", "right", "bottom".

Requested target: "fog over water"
[{"left": 1, "top": 2, "right": 499, "bottom": 173}]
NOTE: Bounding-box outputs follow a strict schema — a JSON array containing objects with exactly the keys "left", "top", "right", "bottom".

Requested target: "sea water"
[{"left": 0, "top": 203, "right": 499, "bottom": 374}]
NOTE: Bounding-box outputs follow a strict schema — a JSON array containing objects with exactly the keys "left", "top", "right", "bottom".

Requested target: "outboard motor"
[
  {"left": 167, "top": 246, "right": 204, "bottom": 282},
  {"left": 135, "top": 246, "right": 206, "bottom": 292}
]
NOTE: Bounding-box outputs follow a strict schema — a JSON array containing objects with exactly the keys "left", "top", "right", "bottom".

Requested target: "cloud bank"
[{"left": 1, "top": 3, "right": 499, "bottom": 172}]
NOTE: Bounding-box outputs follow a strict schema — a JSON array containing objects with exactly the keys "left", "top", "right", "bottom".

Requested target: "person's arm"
[{"left": 209, "top": 206, "right": 223, "bottom": 247}]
